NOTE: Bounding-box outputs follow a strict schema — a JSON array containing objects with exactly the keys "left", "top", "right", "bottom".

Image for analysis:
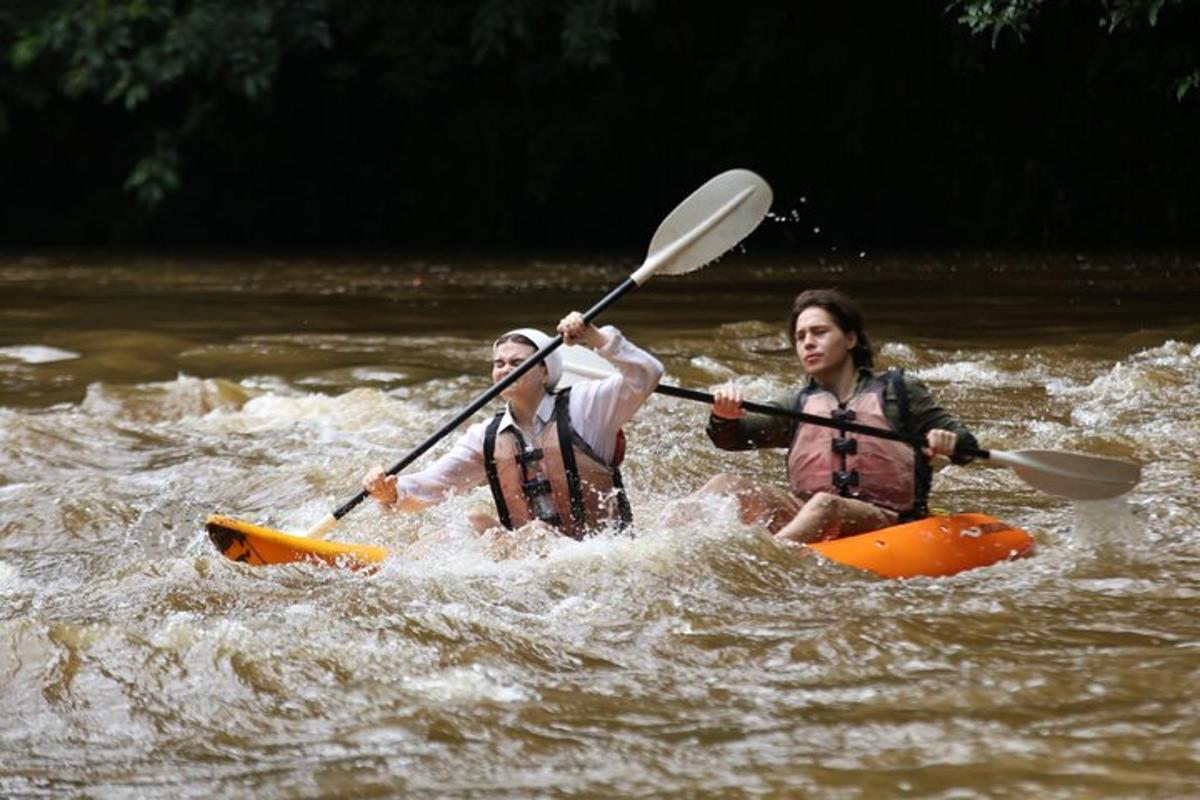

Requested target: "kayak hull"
[
  {"left": 206, "top": 514, "right": 388, "bottom": 570},
  {"left": 205, "top": 512, "right": 1034, "bottom": 579},
  {"left": 806, "top": 512, "right": 1035, "bottom": 578}
]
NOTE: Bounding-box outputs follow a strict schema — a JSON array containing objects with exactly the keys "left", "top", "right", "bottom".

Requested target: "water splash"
[{"left": 0, "top": 344, "right": 80, "bottom": 364}]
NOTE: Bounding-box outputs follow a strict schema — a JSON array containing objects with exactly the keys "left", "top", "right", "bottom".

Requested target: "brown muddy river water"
[{"left": 1, "top": 251, "right": 1198, "bottom": 798}]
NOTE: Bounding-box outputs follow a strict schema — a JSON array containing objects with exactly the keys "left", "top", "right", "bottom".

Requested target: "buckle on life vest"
[
  {"left": 517, "top": 448, "right": 545, "bottom": 466},
  {"left": 522, "top": 477, "right": 562, "bottom": 526},
  {"left": 522, "top": 477, "right": 553, "bottom": 496},
  {"left": 832, "top": 470, "right": 860, "bottom": 490},
  {"left": 830, "top": 408, "right": 857, "bottom": 423},
  {"left": 831, "top": 437, "right": 858, "bottom": 454}
]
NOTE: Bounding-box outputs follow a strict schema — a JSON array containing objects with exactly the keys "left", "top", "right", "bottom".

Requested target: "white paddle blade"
[
  {"left": 632, "top": 169, "right": 773, "bottom": 284},
  {"left": 989, "top": 449, "right": 1141, "bottom": 500},
  {"left": 556, "top": 345, "right": 618, "bottom": 388}
]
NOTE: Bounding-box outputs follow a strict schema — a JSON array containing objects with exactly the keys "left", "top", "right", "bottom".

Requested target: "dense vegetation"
[{"left": 2, "top": 0, "right": 1197, "bottom": 249}]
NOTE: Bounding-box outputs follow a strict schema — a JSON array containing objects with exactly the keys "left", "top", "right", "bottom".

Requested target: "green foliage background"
[{"left": 2, "top": 0, "right": 1197, "bottom": 248}]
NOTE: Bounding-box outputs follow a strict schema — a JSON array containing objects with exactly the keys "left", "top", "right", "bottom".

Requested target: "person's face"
[
  {"left": 492, "top": 340, "right": 547, "bottom": 401},
  {"left": 793, "top": 306, "right": 857, "bottom": 379}
]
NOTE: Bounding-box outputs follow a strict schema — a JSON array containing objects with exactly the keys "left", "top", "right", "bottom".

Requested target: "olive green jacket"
[{"left": 706, "top": 368, "right": 977, "bottom": 462}]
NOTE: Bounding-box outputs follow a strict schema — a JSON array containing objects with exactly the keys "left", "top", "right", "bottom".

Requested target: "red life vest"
[
  {"left": 483, "top": 390, "right": 632, "bottom": 540},
  {"left": 786, "top": 372, "right": 920, "bottom": 515}
]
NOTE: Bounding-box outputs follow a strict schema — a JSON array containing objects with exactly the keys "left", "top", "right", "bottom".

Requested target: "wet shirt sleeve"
[
  {"left": 567, "top": 326, "right": 664, "bottom": 463},
  {"left": 393, "top": 419, "right": 490, "bottom": 504},
  {"left": 705, "top": 393, "right": 798, "bottom": 451},
  {"left": 897, "top": 373, "right": 979, "bottom": 462}
]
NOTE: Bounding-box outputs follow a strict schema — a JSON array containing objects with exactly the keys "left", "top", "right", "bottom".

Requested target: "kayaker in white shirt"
[{"left": 362, "top": 311, "right": 663, "bottom": 544}]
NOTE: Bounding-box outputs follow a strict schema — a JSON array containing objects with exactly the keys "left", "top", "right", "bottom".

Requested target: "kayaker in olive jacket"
[{"left": 699, "top": 288, "right": 978, "bottom": 544}]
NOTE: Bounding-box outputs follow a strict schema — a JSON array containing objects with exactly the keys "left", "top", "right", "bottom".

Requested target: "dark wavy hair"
[{"left": 787, "top": 288, "right": 874, "bottom": 369}]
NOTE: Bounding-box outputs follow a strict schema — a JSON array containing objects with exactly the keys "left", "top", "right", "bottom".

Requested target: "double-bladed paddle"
[
  {"left": 294, "top": 169, "right": 773, "bottom": 538},
  {"left": 558, "top": 350, "right": 1141, "bottom": 501}
]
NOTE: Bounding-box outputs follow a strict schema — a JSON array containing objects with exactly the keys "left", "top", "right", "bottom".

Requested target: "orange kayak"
[
  {"left": 806, "top": 512, "right": 1035, "bottom": 578},
  {"left": 205, "top": 514, "right": 388, "bottom": 571},
  {"left": 206, "top": 511, "right": 1034, "bottom": 578}
]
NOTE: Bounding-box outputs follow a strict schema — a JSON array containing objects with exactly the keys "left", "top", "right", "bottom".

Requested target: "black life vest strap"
[
  {"left": 558, "top": 392, "right": 634, "bottom": 532},
  {"left": 483, "top": 411, "right": 514, "bottom": 530},
  {"left": 887, "top": 367, "right": 913, "bottom": 433},
  {"left": 611, "top": 467, "right": 633, "bottom": 530},
  {"left": 554, "top": 390, "right": 588, "bottom": 535},
  {"left": 886, "top": 367, "right": 930, "bottom": 521}
]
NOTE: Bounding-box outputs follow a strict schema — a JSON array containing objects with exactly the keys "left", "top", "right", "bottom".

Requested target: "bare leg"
[
  {"left": 467, "top": 508, "right": 518, "bottom": 559},
  {"left": 680, "top": 473, "right": 801, "bottom": 533},
  {"left": 774, "top": 491, "right": 898, "bottom": 545},
  {"left": 465, "top": 509, "right": 560, "bottom": 560},
  {"left": 467, "top": 508, "right": 503, "bottom": 536},
  {"left": 484, "top": 520, "right": 558, "bottom": 560},
  {"left": 400, "top": 508, "right": 515, "bottom": 560}
]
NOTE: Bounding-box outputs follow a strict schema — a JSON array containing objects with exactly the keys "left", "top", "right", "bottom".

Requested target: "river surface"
[{"left": 1, "top": 251, "right": 1198, "bottom": 798}]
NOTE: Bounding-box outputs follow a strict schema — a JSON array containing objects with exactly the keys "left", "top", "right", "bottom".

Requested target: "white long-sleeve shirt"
[{"left": 395, "top": 326, "right": 663, "bottom": 505}]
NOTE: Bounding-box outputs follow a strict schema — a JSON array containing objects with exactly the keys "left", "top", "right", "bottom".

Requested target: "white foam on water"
[
  {"left": 359, "top": 489, "right": 765, "bottom": 621},
  {"left": 878, "top": 341, "right": 918, "bottom": 363},
  {"left": 195, "top": 385, "right": 410, "bottom": 442},
  {"left": 1127, "top": 338, "right": 1199, "bottom": 367},
  {"left": 147, "top": 612, "right": 203, "bottom": 650},
  {"left": 350, "top": 367, "right": 409, "bottom": 383},
  {"left": 1042, "top": 340, "right": 1198, "bottom": 457},
  {"left": 238, "top": 387, "right": 384, "bottom": 425},
  {"left": 401, "top": 664, "right": 533, "bottom": 704},
  {"left": 0, "top": 344, "right": 81, "bottom": 364},
  {"left": 1065, "top": 497, "right": 1145, "bottom": 549},
  {"left": 686, "top": 356, "right": 738, "bottom": 380},
  {"left": 79, "top": 374, "right": 252, "bottom": 423},
  {"left": 913, "top": 359, "right": 1035, "bottom": 388},
  {"left": 1023, "top": 418, "right": 1074, "bottom": 439},
  {"left": 1047, "top": 340, "right": 1195, "bottom": 404},
  {"left": 0, "top": 559, "right": 35, "bottom": 596}
]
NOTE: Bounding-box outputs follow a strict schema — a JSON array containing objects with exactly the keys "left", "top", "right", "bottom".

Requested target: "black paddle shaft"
[
  {"left": 652, "top": 383, "right": 987, "bottom": 459},
  {"left": 331, "top": 277, "right": 639, "bottom": 520}
]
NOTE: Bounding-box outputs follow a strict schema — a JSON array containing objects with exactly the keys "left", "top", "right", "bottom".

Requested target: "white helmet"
[{"left": 496, "top": 328, "right": 562, "bottom": 390}]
